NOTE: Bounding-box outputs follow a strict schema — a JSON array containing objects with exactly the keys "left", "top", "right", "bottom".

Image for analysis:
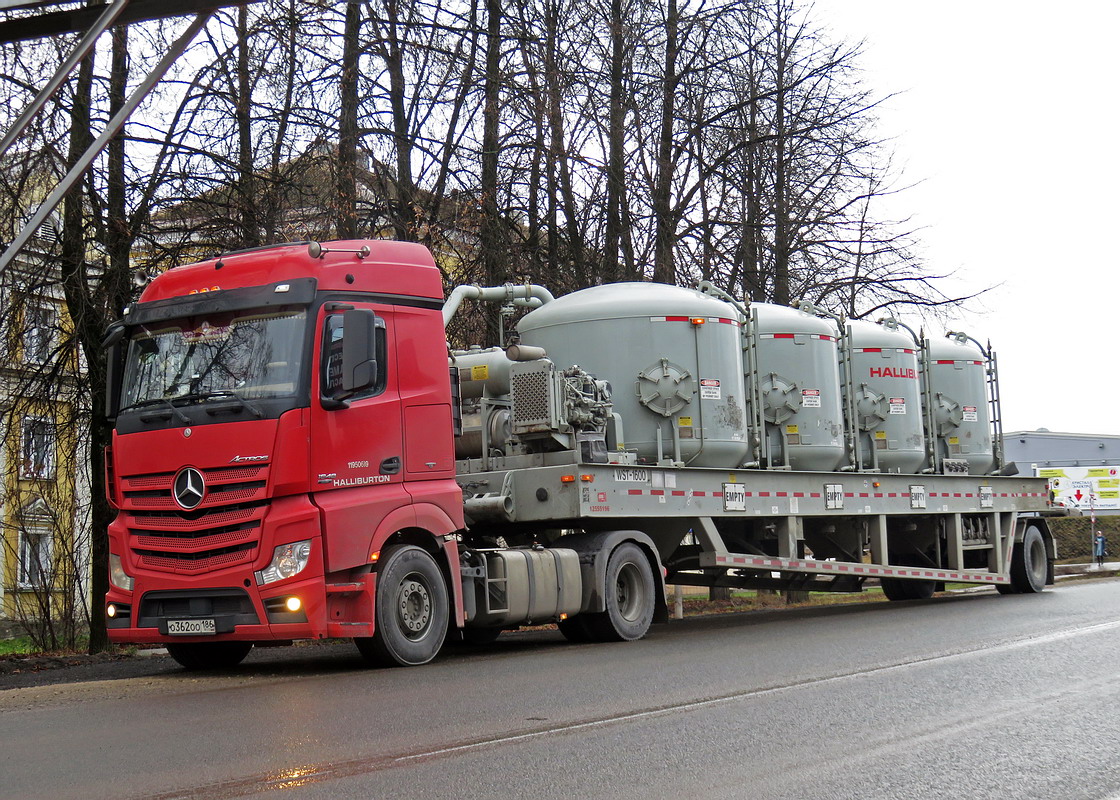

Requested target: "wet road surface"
[{"left": 3, "top": 581, "right": 1119, "bottom": 799}]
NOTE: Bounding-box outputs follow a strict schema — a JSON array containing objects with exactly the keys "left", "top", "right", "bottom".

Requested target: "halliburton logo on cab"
[{"left": 869, "top": 367, "right": 916, "bottom": 379}]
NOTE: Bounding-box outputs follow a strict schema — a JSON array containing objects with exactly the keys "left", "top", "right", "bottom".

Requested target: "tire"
[
  {"left": 880, "top": 576, "right": 936, "bottom": 602},
  {"left": 166, "top": 641, "right": 253, "bottom": 671},
  {"left": 1008, "top": 525, "right": 1048, "bottom": 594},
  {"left": 584, "top": 543, "right": 656, "bottom": 642},
  {"left": 356, "top": 545, "right": 449, "bottom": 667}
]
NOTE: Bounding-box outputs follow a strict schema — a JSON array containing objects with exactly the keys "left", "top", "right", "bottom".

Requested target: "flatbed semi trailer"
[{"left": 100, "top": 240, "right": 1055, "bottom": 669}]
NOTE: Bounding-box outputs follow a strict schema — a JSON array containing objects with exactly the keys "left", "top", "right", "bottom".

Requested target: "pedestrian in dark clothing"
[{"left": 1094, "top": 531, "right": 1107, "bottom": 567}]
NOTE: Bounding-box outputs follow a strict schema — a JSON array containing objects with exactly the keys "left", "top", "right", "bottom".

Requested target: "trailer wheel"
[
  {"left": 166, "top": 641, "right": 253, "bottom": 671},
  {"left": 1008, "top": 525, "right": 1048, "bottom": 594},
  {"left": 880, "top": 577, "right": 935, "bottom": 602},
  {"left": 585, "top": 543, "right": 655, "bottom": 642},
  {"left": 356, "top": 545, "right": 448, "bottom": 667}
]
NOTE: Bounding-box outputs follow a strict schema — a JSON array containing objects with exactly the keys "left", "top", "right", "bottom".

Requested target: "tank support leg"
[
  {"left": 868, "top": 515, "right": 888, "bottom": 565},
  {"left": 991, "top": 512, "right": 1015, "bottom": 575},
  {"left": 946, "top": 513, "right": 964, "bottom": 571},
  {"left": 777, "top": 516, "right": 804, "bottom": 559},
  {"left": 695, "top": 517, "right": 729, "bottom": 557}
]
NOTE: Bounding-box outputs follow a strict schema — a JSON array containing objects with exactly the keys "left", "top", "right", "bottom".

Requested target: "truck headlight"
[
  {"left": 109, "top": 553, "right": 133, "bottom": 591},
  {"left": 256, "top": 540, "right": 313, "bottom": 585}
]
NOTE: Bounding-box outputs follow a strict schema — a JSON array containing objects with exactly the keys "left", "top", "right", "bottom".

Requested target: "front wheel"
[
  {"left": 584, "top": 543, "right": 656, "bottom": 642},
  {"left": 356, "top": 545, "right": 449, "bottom": 667},
  {"left": 1008, "top": 525, "right": 1049, "bottom": 594},
  {"left": 166, "top": 641, "right": 253, "bottom": 671}
]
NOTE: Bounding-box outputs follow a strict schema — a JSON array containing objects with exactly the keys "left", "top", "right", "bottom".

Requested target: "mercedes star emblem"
[{"left": 173, "top": 467, "right": 205, "bottom": 510}]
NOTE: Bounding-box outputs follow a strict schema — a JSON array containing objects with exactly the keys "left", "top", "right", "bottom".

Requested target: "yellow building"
[{"left": 0, "top": 226, "right": 89, "bottom": 643}]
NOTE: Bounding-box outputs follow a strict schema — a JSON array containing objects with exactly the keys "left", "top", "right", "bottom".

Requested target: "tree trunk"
[
  {"left": 479, "top": 0, "right": 504, "bottom": 336},
  {"left": 651, "top": 0, "right": 679, "bottom": 285},
  {"left": 383, "top": 0, "right": 417, "bottom": 241},
  {"left": 603, "top": 0, "right": 626, "bottom": 283},
  {"left": 337, "top": 0, "right": 361, "bottom": 240},
  {"left": 235, "top": 5, "right": 259, "bottom": 248}
]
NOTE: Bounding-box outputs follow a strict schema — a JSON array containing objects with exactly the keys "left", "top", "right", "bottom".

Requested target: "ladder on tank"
[{"left": 986, "top": 345, "right": 1006, "bottom": 473}]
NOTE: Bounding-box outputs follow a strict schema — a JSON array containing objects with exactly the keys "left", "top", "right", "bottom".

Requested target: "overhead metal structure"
[{"left": 0, "top": 0, "right": 264, "bottom": 276}]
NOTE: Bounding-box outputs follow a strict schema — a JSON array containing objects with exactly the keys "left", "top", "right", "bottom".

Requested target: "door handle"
[{"left": 380, "top": 456, "right": 401, "bottom": 475}]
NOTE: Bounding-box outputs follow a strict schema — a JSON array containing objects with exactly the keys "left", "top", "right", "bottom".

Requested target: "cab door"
[{"left": 310, "top": 303, "right": 409, "bottom": 572}]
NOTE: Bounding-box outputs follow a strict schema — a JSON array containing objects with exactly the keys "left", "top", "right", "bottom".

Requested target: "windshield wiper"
[
  {"left": 117, "top": 398, "right": 191, "bottom": 425},
  {"left": 188, "top": 389, "right": 265, "bottom": 419}
]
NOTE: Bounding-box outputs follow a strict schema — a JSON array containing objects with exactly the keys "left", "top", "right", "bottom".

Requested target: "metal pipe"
[
  {"left": 442, "top": 283, "right": 555, "bottom": 327},
  {"left": 946, "top": 330, "right": 990, "bottom": 358}
]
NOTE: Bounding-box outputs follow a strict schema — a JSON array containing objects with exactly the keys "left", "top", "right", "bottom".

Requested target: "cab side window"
[{"left": 321, "top": 312, "right": 387, "bottom": 404}]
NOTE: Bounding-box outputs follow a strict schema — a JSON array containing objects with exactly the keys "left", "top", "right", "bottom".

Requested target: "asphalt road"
[{"left": 4, "top": 581, "right": 1120, "bottom": 800}]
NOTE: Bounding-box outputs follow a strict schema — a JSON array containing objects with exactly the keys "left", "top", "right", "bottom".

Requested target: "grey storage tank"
[
  {"left": 843, "top": 318, "right": 927, "bottom": 473},
  {"left": 923, "top": 332, "right": 996, "bottom": 474},
  {"left": 516, "top": 283, "right": 750, "bottom": 467},
  {"left": 746, "top": 303, "right": 847, "bottom": 471}
]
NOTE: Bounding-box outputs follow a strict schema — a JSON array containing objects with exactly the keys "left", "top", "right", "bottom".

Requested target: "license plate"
[{"left": 167, "top": 618, "right": 216, "bottom": 636}]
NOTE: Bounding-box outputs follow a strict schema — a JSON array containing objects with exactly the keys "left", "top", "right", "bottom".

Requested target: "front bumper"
[{"left": 106, "top": 571, "right": 330, "bottom": 643}]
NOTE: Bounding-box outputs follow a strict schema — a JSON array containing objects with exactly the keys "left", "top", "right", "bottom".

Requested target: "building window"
[
  {"left": 20, "top": 418, "right": 55, "bottom": 479},
  {"left": 24, "top": 302, "right": 55, "bottom": 364},
  {"left": 17, "top": 504, "right": 53, "bottom": 589}
]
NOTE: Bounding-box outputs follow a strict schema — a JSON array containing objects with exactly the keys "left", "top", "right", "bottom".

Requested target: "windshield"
[{"left": 120, "top": 306, "right": 307, "bottom": 409}]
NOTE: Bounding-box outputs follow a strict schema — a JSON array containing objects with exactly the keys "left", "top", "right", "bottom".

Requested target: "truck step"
[
  {"left": 325, "top": 582, "right": 366, "bottom": 595},
  {"left": 328, "top": 621, "right": 373, "bottom": 638}
]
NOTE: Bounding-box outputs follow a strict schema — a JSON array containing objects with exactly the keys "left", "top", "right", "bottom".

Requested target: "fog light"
[
  {"left": 107, "top": 604, "right": 117, "bottom": 618},
  {"left": 285, "top": 596, "right": 301, "bottom": 613}
]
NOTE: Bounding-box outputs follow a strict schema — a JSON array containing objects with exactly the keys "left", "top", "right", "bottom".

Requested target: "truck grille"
[{"left": 120, "top": 466, "right": 269, "bottom": 575}]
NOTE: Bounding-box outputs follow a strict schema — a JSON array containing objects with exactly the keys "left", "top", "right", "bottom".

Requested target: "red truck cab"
[{"left": 103, "top": 240, "right": 464, "bottom": 668}]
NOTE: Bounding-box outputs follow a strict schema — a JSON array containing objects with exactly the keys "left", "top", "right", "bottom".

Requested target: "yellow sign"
[
  {"left": 786, "top": 425, "right": 799, "bottom": 435},
  {"left": 470, "top": 365, "right": 489, "bottom": 381},
  {"left": 1037, "top": 469, "right": 1066, "bottom": 478},
  {"left": 678, "top": 417, "right": 693, "bottom": 427}
]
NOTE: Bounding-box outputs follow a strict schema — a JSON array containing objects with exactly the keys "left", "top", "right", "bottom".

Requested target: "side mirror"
[{"left": 342, "top": 309, "right": 378, "bottom": 394}]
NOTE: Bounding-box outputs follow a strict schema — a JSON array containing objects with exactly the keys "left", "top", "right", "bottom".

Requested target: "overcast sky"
[{"left": 812, "top": 1, "right": 1120, "bottom": 436}]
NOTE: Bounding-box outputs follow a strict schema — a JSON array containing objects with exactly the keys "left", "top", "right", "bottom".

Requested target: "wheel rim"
[
  {"left": 396, "top": 573, "right": 432, "bottom": 640},
  {"left": 615, "top": 562, "right": 646, "bottom": 622}
]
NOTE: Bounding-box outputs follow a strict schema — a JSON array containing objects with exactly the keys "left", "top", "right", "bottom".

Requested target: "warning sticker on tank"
[
  {"left": 962, "top": 405, "right": 978, "bottom": 422},
  {"left": 801, "top": 388, "right": 821, "bottom": 407},
  {"left": 889, "top": 397, "right": 906, "bottom": 414},
  {"left": 470, "top": 364, "right": 489, "bottom": 381},
  {"left": 700, "top": 379, "right": 721, "bottom": 400}
]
